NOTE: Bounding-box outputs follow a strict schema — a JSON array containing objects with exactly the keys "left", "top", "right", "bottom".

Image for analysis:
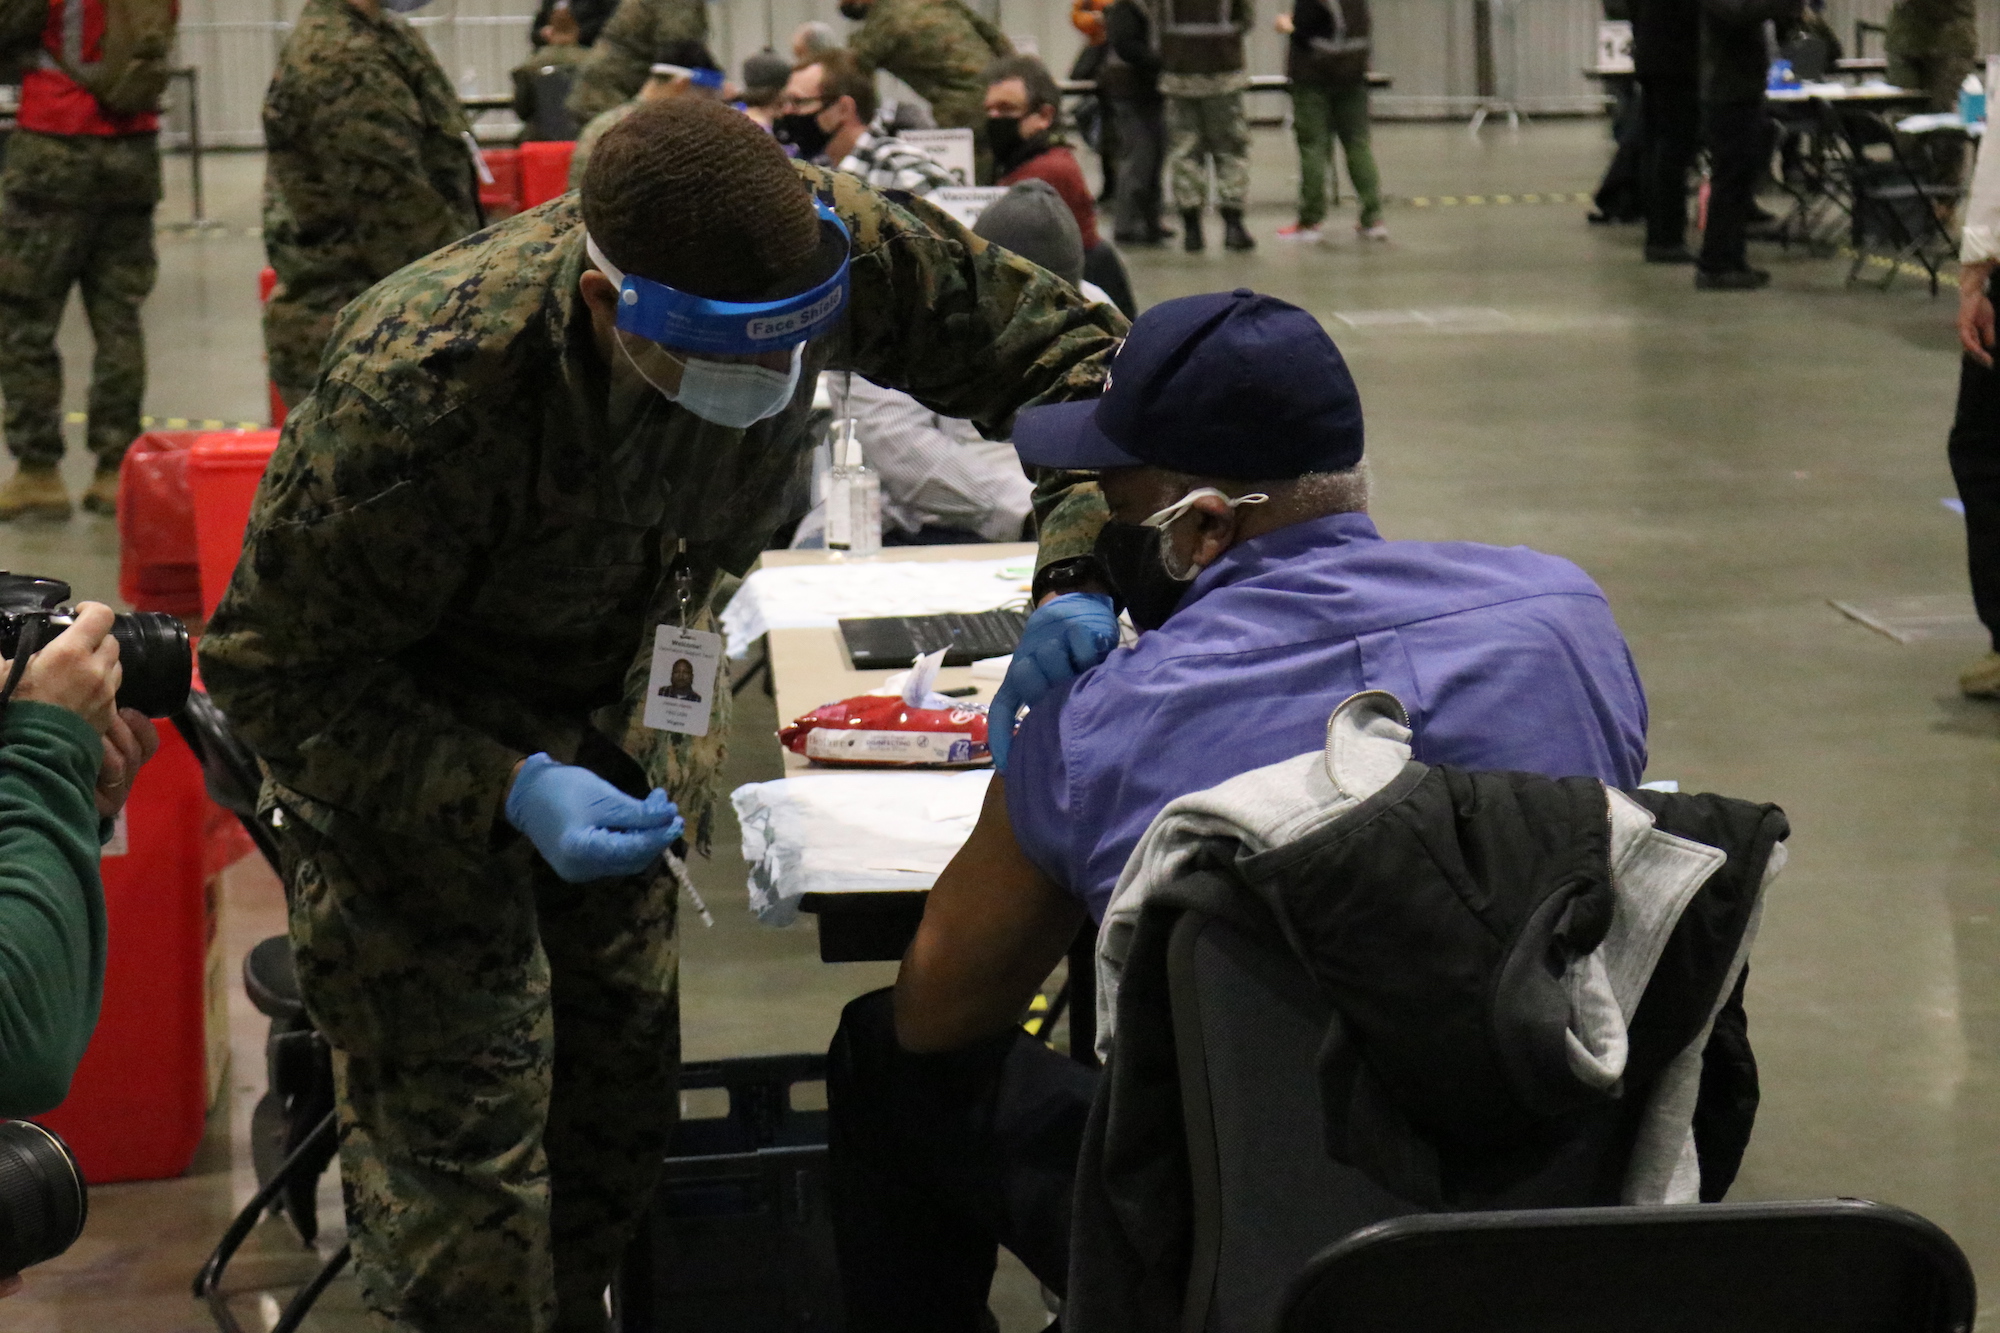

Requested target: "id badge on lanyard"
[{"left": 643, "top": 540, "right": 723, "bottom": 737}]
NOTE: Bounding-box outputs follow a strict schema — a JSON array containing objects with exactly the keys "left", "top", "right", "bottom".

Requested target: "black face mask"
[
  {"left": 775, "top": 111, "right": 833, "bottom": 160},
  {"left": 838, "top": 0, "right": 869, "bottom": 18},
  {"left": 986, "top": 114, "right": 1025, "bottom": 167},
  {"left": 1093, "top": 521, "right": 1195, "bottom": 631}
]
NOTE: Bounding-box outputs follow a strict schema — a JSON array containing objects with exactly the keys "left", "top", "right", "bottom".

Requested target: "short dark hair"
[
  {"left": 983, "top": 53, "right": 1063, "bottom": 121},
  {"left": 581, "top": 98, "right": 820, "bottom": 301},
  {"left": 806, "top": 48, "right": 877, "bottom": 126}
]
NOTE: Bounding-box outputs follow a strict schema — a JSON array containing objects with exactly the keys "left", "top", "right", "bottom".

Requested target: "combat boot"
[
  {"left": 80, "top": 468, "right": 119, "bottom": 517},
  {"left": 1961, "top": 651, "right": 2000, "bottom": 699},
  {"left": 0, "top": 465, "right": 72, "bottom": 522},
  {"left": 1221, "top": 208, "right": 1256, "bottom": 252},
  {"left": 1182, "top": 209, "right": 1205, "bottom": 253}
]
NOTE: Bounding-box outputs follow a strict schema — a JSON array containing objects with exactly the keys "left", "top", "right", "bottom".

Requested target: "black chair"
[
  {"left": 176, "top": 692, "right": 347, "bottom": 1333},
  {"left": 1279, "top": 1198, "right": 1976, "bottom": 1333},
  {"left": 530, "top": 65, "right": 579, "bottom": 141},
  {"left": 1824, "top": 101, "right": 1963, "bottom": 294}
]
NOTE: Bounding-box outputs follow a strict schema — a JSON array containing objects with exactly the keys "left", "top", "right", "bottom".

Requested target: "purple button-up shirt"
[{"left": 1006, "top": 513, "right": 1649, "bottom": 924}]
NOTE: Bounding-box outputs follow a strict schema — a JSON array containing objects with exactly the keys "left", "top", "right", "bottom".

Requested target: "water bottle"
[
  {"left": 1960, "top": 73, "right": 1985, "bottom": 125},
  {"left": 1766, "top": 58, "right": 1798, "bottom": 92}
]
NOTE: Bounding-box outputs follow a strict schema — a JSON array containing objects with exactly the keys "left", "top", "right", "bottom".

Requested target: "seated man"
[
  {"left": 779, "top": 49, "right": 960, "bottom": 193},
  {"left": 983, "top": 53, "right": 1137, "bottom": 316},
  {"left": 826, "top": 289, "right": 1649, "bottom": 1332}
]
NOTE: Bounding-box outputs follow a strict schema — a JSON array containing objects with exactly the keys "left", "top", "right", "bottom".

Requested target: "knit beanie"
[
  {"left": 973, "top": 179, "right": 1085, "bottom": 288},
  {"left": 582, "top": 98, "right": 820, "bottom": 301},
  {"left": 742, "top": 49, "right": 792, "bottom": 101}
]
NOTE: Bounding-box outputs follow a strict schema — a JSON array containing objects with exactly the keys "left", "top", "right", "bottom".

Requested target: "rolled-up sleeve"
[{"left": 1965, "top": 130, "right": 2000, "bottom": 263}]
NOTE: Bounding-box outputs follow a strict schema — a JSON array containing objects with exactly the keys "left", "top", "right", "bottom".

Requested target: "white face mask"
[{"left": 618, "top": 335, "right": 804, "bottom": 430}]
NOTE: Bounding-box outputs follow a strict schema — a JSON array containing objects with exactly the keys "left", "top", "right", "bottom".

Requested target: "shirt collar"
[{"left": 1177, "top": 509, "right": 1381, "bottom": 609}]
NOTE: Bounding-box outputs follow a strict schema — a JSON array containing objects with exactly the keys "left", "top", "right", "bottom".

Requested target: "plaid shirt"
[{"left": 833, "top": 130, "right": 961, "bottom": 195}]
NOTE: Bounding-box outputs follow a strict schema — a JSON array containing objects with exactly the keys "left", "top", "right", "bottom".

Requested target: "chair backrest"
[
  {"left": 1781, "top": 32, "right": 1832, "bottom": 80},
  {"left": 1277, "top": 1199, "right": 1976, "bottom": 1333},
  {"left": 1168, "top": 909, "right": 1419, "bottom": 1333}
]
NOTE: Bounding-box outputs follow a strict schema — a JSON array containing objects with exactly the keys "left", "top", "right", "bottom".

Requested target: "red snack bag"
[{"left": 780, "top": 693, "right": 991, "bottom": 767}]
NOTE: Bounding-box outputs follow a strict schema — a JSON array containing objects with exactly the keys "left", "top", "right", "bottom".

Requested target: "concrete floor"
[{"left": 4, "top": 117, "right": 1998, "bottom": 1329}]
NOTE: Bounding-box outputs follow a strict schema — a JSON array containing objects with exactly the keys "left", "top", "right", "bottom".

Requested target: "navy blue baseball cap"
[{"left": 1013, "top": 289, "right": 1364, "bottom": 477}]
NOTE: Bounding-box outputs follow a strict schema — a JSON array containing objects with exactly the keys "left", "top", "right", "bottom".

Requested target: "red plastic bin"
[
  {"left": 117, "top": 431, "right": 208, "bottom": 622},
  {"left": 518, "top": 140, "right": 575, "bottom": 209},
  {"left": 189, "top": 431, "right": 281, "bottom": 620},
  {"left": 481, "top": 146, "right": 522, "bottom": 220},
  {"left": 35, "top": 725, "right": 219, "bottom": 1183}
]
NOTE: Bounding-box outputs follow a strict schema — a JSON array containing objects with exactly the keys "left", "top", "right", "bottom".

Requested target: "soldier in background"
[
  {"left": 564, "top": 0, "right": 705, "bottom": 123},
  {"left": 840, "top": 0, "right": 1012, "bottom": 179},
  {"left": 0, "top": 0, "right": 174, "bottom": 520},
  {"left": 261, "top": 0, "right": 483, "bottom": 409},
  {"left": 1886, "top": 0, "right": 1977, "bottom": 115},
  {"left": 566, "top": 39, "right": 726, "bottom": 189},
  {"left": 1160, "top": 0, "right": 1256, "bottom": 253},
  {"left": 200, "top": 98, "right": 1122, "bottom": 1333}
]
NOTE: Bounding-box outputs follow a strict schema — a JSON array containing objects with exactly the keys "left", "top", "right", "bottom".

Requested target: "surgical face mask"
[
  {"left": 617, "top": 334, "right": 804, "bottom": 429},
  {"left": 985, "top": 114, "right": 1025, "bottom": 166},
  {"left": 1092, "top": 486, "right": 1268, "bottom": 631},
  {"left": 775, "top": 108, "right": 834, "bottom": 160}
]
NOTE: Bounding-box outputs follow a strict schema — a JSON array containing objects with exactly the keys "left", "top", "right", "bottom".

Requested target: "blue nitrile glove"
[
  {"left": 988, "top": 593, "right": 1120, "bottom": 773},
  {"left": 505, "top": 753, "right": 685, "bottom": 883}
]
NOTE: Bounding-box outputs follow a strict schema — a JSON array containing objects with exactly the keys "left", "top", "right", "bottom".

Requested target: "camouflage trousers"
[
  {"left": 0, "top": 194, "right": 157, "bottom": 469},
  {"left": 264, "top": 280, "right": 362, "bottom": 411},
  {"left": 1167, "top": 92, "right": 1250, "bottom": 212},
  {"left": 279, "top": 813, "right": 680, "bottom": 1333}
]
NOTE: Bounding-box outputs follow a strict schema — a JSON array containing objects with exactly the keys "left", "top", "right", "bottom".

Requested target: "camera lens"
[
  {"left": 0, "top": 1121, "right": 87, "bottom": 1276},
  {"left": 109, "top": 613, "right": 192, "bottom": 719}
]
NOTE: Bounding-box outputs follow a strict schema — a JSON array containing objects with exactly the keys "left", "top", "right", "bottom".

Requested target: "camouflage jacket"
[
  {"left": 848, "top": 0, "right": 1012, "bottom": 130},
  {"left": 567, "top": 97, "right": 637, "bottom": 189},
  {"left": 0, "top": 127, "right": 159, "bottom": 209},
  {"left": 564, "top": 0, "right": 706, "bottom": 123},
  {"left": 200, "top": 163, "right": 1126, "bottom": 855},
  {"left": 1885, "top": 0, "right": 1975, "bottom": 59},
  {"left": 261, "top": 0, "right": 482, "bottom": 318}
]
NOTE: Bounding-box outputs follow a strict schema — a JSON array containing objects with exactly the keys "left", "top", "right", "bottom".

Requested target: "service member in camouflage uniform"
[
  {"left": 1161, "top": 0, "right": 1256, "bottom": 252},
  {"left": 261, "top": 0, "right": 484, "bottom": 409},
  {"left": 565, "top": 38, "right": 725, "bottom": 190},
  {"left": 1886, "top": 0, "right": 1977, "bottom": 115},
  {"left": 563, "top": 0, "right": 705, "bottom": 123},
  {"left": 199, "top": 98, "right": 1124, "bottom": 1333},
  {"left": 0, "top": 0, "right": 167, "bottom": 520},
  {"left": 842, "top": 0, "right": 1012, "bottom": 178}
]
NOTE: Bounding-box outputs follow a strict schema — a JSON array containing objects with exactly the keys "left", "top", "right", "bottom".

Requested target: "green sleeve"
[
  {"left": 818, "top": 166, "right": 1128, "bottom": 437},
  {"left": 0, "top": 702, "right": 105, "bottom": 1118},
  {"left": 198, "top": 381, "right": 530, "bottom": 851},
  {"left": 846, "top": 12, "right": 896, "bottom": 75}
]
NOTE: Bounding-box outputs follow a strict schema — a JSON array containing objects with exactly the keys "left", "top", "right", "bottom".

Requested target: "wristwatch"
[{"left": 1031, "top": 555, "right": 1114, "bottom": 607}]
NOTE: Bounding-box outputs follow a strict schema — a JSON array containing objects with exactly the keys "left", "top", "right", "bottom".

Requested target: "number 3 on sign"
[{"left": 643, "top": 625, "right": 723, "bottom": 737}]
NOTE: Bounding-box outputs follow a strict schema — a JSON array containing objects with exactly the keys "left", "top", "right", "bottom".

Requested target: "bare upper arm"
[{"left": 893, "top": 773, "right": 1085, "bottom": 1053}]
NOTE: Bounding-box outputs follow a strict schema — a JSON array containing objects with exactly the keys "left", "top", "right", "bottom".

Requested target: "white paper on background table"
[{"left": 721, "top": 557, "right": 1031, "bottom": 657}]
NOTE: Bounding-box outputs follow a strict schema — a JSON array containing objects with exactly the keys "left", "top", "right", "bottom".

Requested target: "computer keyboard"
[{"left": 840, "top": 608, "right": 1030, "bottom": 669}]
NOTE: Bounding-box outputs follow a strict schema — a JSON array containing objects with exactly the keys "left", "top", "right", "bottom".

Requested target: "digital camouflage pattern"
[
  {"left": 261, "top": 0, "right": 482, "bottom": 406},
  {"left": 847, "top": 0, "right": 1012, "bottom": 132},
  {"left": 200, "top": 163, "right": 1122, "bottom": 1331},
  {"left": 1032, "top": 469, "right": 1108, "bottom": 572},
  {"left": 1167, "top": 90, "right": 1249, "bottom": 210},
  {"left": 0, "top": 129, "right": 159, "bottom": 469},
  {"left": 563, "top": 0, "right": 707, "bottom": 123}
]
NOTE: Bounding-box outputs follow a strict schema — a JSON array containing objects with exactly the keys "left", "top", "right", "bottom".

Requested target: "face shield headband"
[{"left": 585, "top": 199, "right": 852, "bottom": 357}]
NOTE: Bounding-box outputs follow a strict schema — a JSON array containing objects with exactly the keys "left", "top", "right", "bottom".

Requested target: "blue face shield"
[{"left": 586, "top": 200, "right": 850, "bottom": 428}]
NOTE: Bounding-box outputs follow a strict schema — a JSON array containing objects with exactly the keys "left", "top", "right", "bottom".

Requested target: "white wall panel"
[{"left": 155, "top": 0, "right": 2000, "bottom": 150}]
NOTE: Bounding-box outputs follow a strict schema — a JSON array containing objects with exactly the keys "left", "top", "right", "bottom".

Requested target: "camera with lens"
[
  {"left": 0, "top": 1120, "right": 86, "bottom": 1277},
  {"left": 0, "top": 574, "right": 192, "bottom": 719}
]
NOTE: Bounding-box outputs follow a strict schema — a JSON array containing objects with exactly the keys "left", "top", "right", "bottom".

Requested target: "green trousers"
[{"left": 1290, "top": 80, "right": 1383, "bottom": 228}]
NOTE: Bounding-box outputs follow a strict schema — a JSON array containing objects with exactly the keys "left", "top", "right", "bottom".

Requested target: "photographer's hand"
[
  {"left": 95, "top": 709, "right": 160, "bottom": 819},
  {"left": 9, "top": 603, "right": 120, "bottom": 735}
]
